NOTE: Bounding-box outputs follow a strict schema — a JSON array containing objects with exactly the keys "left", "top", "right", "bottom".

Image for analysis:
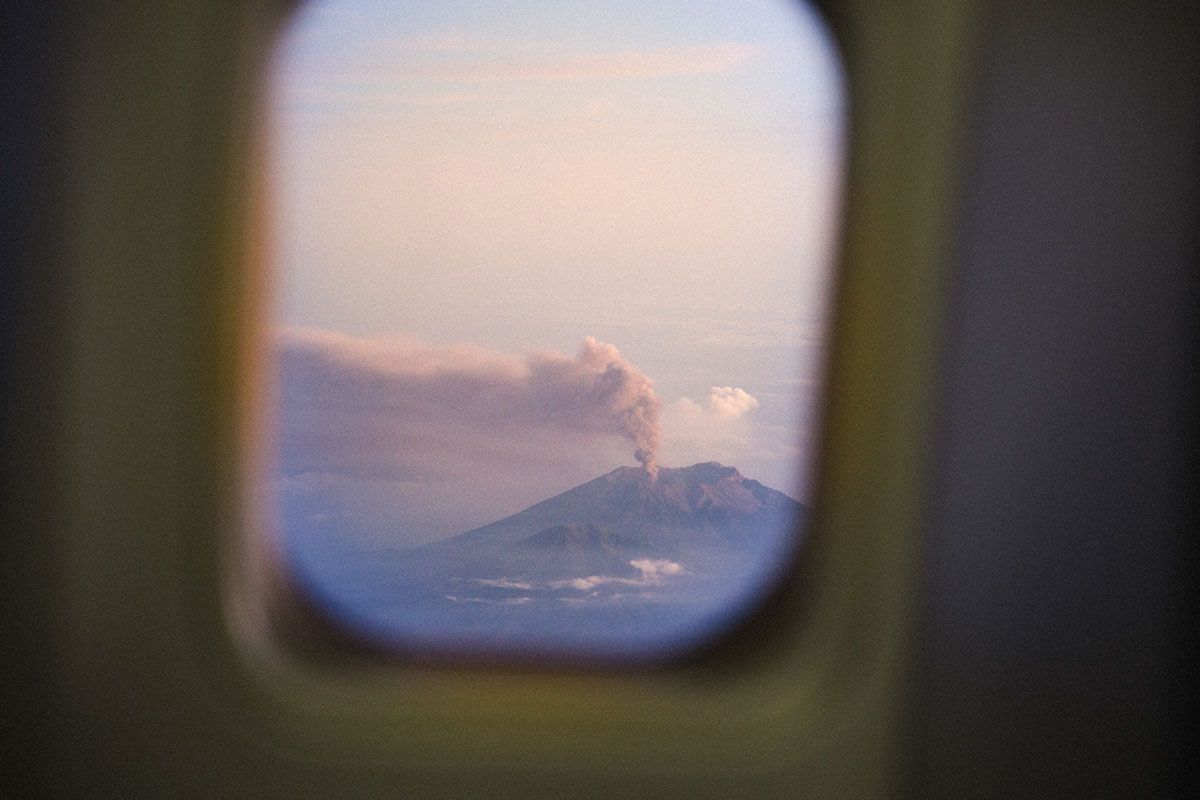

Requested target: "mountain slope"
[
  {"left": 308, "top": 463, "right": 810, "bottom": 660},
  {"left": 424, "top": 462, "right": 803, "bottom": 556}
]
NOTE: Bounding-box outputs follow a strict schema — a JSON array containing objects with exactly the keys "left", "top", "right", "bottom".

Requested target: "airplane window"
[{"left": 266, "top": 0, "right": 844, "bottom": 664}]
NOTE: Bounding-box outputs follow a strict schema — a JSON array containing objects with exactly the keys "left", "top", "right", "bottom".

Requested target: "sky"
[{"left": 269, "top": 0, "right": 844, "bottom": 548}]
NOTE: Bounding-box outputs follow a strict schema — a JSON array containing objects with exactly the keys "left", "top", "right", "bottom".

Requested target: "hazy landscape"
[{"left": 288, "top": 461, "right": 808, "bottom": 660}]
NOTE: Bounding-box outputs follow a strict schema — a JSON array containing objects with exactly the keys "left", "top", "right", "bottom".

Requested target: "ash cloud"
[
  {"left": 533, "top": 336, "right": 661, "bottom": 474},
  {"left": 280, "top": 329, "right": 660, "bottom": 474},
  {"left": 276, "top": 329, "right": 663, "bottom": 542}
]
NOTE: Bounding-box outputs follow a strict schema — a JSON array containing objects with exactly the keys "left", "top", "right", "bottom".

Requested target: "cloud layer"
[
  {"left": 287, "top": 34, "right": 764, "bottom": 90},
  {"left": 393, "top": 42, "right": 764, "bottom": 83},
  {"left": 547, "top": 558, "right": 685, "bottom": 592},
  {"left": 451, "top": 559, "right": 687, "bottom": 606}
]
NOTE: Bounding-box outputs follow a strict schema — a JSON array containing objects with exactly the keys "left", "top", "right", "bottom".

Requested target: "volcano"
[{"left": 297, "top": 463, "right": 810, "bottom": 661}]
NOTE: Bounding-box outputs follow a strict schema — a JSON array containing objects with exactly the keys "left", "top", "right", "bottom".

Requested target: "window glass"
[{"left": 269, "top": 0, "right": 844, "bottom": 662}]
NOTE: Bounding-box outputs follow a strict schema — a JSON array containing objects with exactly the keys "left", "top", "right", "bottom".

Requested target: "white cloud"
[
  {"left": 450, "top": 560, "right": 687, "bottom": 606},
  {"left": 558, "top": 576, "right": 608, "bottom": 592},
  {"left": 706, "top": 386, "right": 760, "bottom": 418},
  {"left": 670, "top": 386, "right": 759, "bottom": 421},
  {"left": 476, "top": 578, "right": 535, "bottom": 591},
  {"left": 547, "top": 559, "right": 685, "bottom": 592},
  {"left": 446, "top": 595, "right": 532, "bottom": 606},
  {"left": 630, "top": 558, "right": 685, "bottom": 581}
]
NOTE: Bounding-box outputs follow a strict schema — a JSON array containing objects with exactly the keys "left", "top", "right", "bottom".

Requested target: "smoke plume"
[
  {"left": 277, "top": 329, "right": 662, "bottom": 481},
  {"left": 547, "top": 336, "right": 661, "bottom": 475}
]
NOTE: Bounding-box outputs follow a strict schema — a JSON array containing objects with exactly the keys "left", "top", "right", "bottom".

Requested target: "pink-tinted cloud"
[
  {"left": 277, "top": 328, "right": 662, "bottom": 484},
  {"left": 706, "top": 386, "right": 760, "bottom": 418},
  {"left": 409, "top": 42, "right": 764, "bottom": 83},
  {"left": 306, "top": 40, "right": 766, "bottom": 87}
]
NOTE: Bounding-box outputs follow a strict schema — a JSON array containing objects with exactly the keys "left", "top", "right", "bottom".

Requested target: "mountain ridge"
[
  {"left": 419, "top": 461, "right": 801, "bottom": 556},
  {"left": 312, "top": 461, "right": 811, "bottom": 659}
]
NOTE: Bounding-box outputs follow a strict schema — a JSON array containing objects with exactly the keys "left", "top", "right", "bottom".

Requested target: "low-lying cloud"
[
  {"left": 445, "top": 594, "right": 533, "bottom": 606},
  {"left": 476, "top": 559, "right": 686, "bottom": 595},
  {"left": 476, "top": 578, "right": 536, "bottom": 591}
]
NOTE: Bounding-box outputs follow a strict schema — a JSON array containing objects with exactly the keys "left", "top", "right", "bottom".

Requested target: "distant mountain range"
[{"left": 294, "top": 462, "right": 810, "bottom": 662}]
